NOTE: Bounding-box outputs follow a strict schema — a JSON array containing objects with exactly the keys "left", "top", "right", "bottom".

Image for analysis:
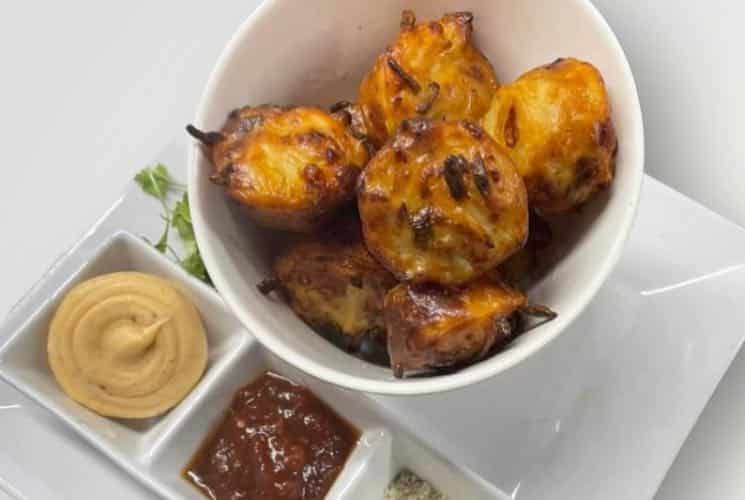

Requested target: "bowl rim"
[{"left": 188, "top": 0, "right": 645, "bottom": 395}]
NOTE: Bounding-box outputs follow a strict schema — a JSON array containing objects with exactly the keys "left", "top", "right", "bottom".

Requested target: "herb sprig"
[{"left": 134, "top": 164, "right": 211, "bottom": 284}]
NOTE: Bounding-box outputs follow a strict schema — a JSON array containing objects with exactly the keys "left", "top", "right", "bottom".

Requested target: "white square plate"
[{"left": 1, "top": 139, "right": 744, "bottom": 499}]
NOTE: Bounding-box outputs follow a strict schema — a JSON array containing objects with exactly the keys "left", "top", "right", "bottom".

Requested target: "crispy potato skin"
[
  {"left": 273, "top": 219, "right": 397, "bottom": 337},
  {"left": 384, "top": 278, "right": 526, "bottom": 373},
  {"left": 358, "top": 11, "right": 499, "bottom": 147},
  {"left": 481, "top": 58, "right": 617, "bottom": 214},
  {"left": 358, "top": 119, "right": 529, "bottom": 285},
  {"left": 209, "top": 105, "right": 369, "bottom": 232}
]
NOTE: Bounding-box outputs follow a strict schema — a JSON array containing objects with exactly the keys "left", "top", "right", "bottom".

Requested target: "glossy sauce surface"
[{"left": 183, "top": 372, "right": 359, "bottom": 500}]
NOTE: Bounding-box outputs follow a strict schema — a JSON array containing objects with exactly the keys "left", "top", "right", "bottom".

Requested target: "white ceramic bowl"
[{"left": 188, "top": 0, "right": 644, "bottom": 395}]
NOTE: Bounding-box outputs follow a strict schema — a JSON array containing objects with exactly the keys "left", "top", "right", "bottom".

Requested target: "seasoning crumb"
[{"left": 384, "top": 469, "right": 448, "bottom": 500}]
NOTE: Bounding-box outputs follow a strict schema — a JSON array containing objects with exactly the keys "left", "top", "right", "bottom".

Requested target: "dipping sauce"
[
  {"left": 184, "top": 372, "right": 359, "bottom": 500},
  {"left": 47, "top": 271, "right": 207, "bottom": 419}
]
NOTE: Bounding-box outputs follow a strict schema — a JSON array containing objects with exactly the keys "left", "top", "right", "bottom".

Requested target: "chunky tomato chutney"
[{"left": 184, "top": 372, "right": 359, "bottom": 499}]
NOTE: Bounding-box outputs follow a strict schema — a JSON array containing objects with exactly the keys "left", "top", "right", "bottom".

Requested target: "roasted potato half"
[
  {"left": 384, "top": 277, "right": 526, "bottom": 376},
  {"left": 358, "top": 119, "right": 529, "bottom": 286},
  {"left": 187, "top": 105, "right": 369, "bottom": 232},
  {"left": 482, "top": 58, "right": 617, "bottom": 214},
  {"left": 269, "top": 218, "right": 397, "bottom": 340},
  {"left": 358, "top": 10, "right": 499, "bottom": 147}
]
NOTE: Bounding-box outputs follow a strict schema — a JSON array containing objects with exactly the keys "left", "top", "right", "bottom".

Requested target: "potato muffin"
[
  {"left": 384, "top": 277, "right": 526, "bottom": 376},
  {"left": 187, "top": 105, "right": 369, "bottom": 232},
  {"left": 358, "top": 10, "right": 499, "bottom": 147},
  {"left": 358, "top": 119, "right": 528, "bottom": 285},
  {"left": 481, "top": 58, "right": 617, "bottom": 213},
  {"left": 270, "top": 217, "right": 397, "bottom": 339}
]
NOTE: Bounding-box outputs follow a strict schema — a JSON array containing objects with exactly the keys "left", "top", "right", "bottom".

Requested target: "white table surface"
[{"left": 1, "top": 1, "right": 743, "bottom": 498}]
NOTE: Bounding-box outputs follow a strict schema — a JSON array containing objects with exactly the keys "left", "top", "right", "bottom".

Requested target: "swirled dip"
[{"left": 47, "top": 271, "right": 208, "bottom": 419}]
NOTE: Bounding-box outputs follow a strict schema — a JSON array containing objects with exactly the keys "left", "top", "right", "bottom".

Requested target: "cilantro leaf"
[
  {"left": 174, "top": 193, "right": 211, "bottom": 284},
  {"left": 172, "top": 193, "right": 195, "bottom": 244},
  {"left": 137, "top": 163, "right": 211, "bottom": 285},
  {"left": 134, "top": 164, "right": 172, "bottom": 200},
  {"left": 181, "top": 246, "right": 211, "bottom": 284}
]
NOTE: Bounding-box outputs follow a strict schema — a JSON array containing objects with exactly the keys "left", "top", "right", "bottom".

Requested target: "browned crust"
[
  {"left": 384, "top": 279, "right": 526, "bottom": 375},
  {"left": 189, "top": 105, "right": 369, "bottom": 232},
  {"left": 358, "top": 119, "right": 529, "bottom": 285}
]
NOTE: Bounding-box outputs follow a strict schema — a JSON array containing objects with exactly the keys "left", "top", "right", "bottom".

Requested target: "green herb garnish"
[
  {"left": 134, "top": 164, "right": 172, "bottom": 200},
  {"left": 181, "top": 246, "right": 211, "bottom": 284},
  {"left": 134, "top": 165, "right": 211, "bottom": 285},
  {"left": 172, "top": 193, "right": 195, "bottom": 245}
]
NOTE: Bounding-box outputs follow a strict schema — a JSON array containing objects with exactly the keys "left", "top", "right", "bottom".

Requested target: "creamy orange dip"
[{"left": 47, "top": 271, "right": 207, "bottom": 419}]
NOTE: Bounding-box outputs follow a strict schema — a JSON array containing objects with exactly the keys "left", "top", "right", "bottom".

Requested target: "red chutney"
[{"left": 183, "top": 372, "right": 359, "bottom": 500}]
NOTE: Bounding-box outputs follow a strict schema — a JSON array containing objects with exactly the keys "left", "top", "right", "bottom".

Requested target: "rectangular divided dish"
[{"left": 0, "top": 231, "right": 506, "bottom": 499}]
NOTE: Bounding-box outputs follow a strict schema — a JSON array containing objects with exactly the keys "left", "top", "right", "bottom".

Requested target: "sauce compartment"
[
  {"left": 183, "top": 371, "right": 360, "bottom": 499},
  {"left": 151, "top": 339, "right": 507, "bottom": 499},
  {"left": 0, "top": 232, "right": 247, "bottom": 470},
  {"left": 149, "top": 338, "right": 388, "bottom": 499}
]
